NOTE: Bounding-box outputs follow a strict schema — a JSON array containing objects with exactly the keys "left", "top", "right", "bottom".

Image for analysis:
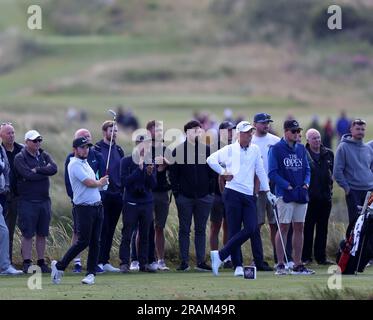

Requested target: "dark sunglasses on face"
[
  {"left": 31, "top": 138, "right": 43, "bottom": 143},
  {"left": 352, "top": 119, "right": 366, "bottom": 126},
  {"left": 290, "top": 129, "right": 301, "bottom": 134}
]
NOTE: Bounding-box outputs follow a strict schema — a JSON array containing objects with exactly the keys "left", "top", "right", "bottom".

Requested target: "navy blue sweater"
[
  {"left": 14, "top": 148, "right": 58, "bottom": 201},
  {"left": 120, "top": 156, "right": 157, "bottom": 204},
  {"left": 95, "top": 140, "right": 124, "bottom": 194},
  {"left": 64, "top": 148, "right": 106, "bottom": 200}
]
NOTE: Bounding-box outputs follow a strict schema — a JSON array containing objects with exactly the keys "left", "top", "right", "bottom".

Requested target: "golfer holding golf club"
[{"left": 208, "top": 121, "right": 276, "bottom": 276}]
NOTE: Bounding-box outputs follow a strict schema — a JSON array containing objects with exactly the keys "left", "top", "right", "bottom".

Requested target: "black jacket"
[
  {"left": 306, "top": 144, "right": 334, "bottom": 201},
  {"left": 2, "top": 142, "right": 23, "bottom": 196},
  {"left": 14, "top": 148, "right": 58, "bottom": 201},
  {"left": 169, "top": 140, "right": 215, "bottom": 199}
]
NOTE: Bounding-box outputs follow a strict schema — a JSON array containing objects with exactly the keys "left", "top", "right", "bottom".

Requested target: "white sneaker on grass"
[
  {"left": 149, "top": 261, "right": 159, "bottom": 271},
  {"left": 130, "top": 260, "right": 140, "bottom": 271},
  {"left": 210, "top": 250, "right": 222, "bottom": 276},
  {"left": 103, "top": 263, "right": 120, "bottom": 272},
  {"left": 51, "top": 260, "right": 64, "bottom": 284},
  {"left": 0, "top": 265, "right": 23, "bottom": 275},
  {"left": 81, "top": 274, "right": 95, "bottom": 285},
  {"left": 157, "top": 260, "right": 170, "bottom": 271},
  {"left": 234, "top": 266, "right": 244, "bottom": 277}
]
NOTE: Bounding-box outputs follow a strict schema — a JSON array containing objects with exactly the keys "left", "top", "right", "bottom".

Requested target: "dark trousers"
[
  {"left": 220, "top": 189, "right": 257, "bottom": 267},
  {"left": 345, "top": 189, "right": 371, "bottom": 223},
  {"left": 175, "top": 194, "right": 213, "bottom": 264},
  {"left": 302, "top": 199, "right": 332, "bottom": 263},
  {"left": 57, "top": 204, "right": 103, "bottom": 275},
  {"left": 130, "top": 220, "right": 156, "bottom": 263},
  {"left": 99, "top": 193, "right": 122, "bottom": 265},
  {"left": 120, "top": 202, "right": 153, "bottom": 266}
]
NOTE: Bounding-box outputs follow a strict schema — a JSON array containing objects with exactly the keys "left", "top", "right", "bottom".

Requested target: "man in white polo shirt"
[
  {"left": 207, "top": 121, "right": 275, "bottom": 276},
  {"left": 51, "top": 137, "right": 108, "bottom": 285}
]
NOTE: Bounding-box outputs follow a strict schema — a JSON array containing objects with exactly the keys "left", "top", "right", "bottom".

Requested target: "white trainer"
[
  {"left": 234, "top": 266, "right": 244, "bottom": 277},
  {"left": 210, "top": 250, "right": 222, "bottom": 276},
  {"left": 51, "top": 260, "right": 64, "bottom": 284},
  {"left": 157, "top": 260, "right": 170, "bottom": 271},
  {"left": 149, "top": 261, "right": 159, "bottom": 271},
  {"left": 130, "top": 260, "right": 140, "bottom": 271},
  {"left": 103, "top": 263, "right": 120, "bottom": 273},
  {"left": 81, "top": 274, "right": 95, "bottom": 285},
  {"left": 0, "top": 265, "right": 23, "bottom": 275}
]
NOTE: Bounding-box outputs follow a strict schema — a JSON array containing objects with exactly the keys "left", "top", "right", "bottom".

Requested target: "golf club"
[
  {"left": 103, "top": 109, "right": 117, "bottom": 190},
  {"left": 272, "top": 201, "right": 290, "bottom": 270},
  {"left": 354, "top": 191, "right": 372, "bottom": 275}
]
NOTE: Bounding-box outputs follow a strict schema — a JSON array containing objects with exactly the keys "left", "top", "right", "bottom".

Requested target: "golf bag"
[{"left": 336, "top": 192, "right": 373, "bottom": 274}]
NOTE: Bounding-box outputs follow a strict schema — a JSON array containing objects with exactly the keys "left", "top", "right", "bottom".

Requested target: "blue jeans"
[
  {"left": 220, "top": 188, "right": 257, "bottom": 267},
  {"left": 345, "top": 189, "right": 371, "bottom": 223}
]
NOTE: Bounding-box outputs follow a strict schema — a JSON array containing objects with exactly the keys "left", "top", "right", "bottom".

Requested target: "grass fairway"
[{"left": 1, "top": 266, "right": 373, "bottom": 300}]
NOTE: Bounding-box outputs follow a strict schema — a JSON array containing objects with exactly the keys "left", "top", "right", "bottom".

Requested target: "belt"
[{"left": 75, "top": 201, "right": 102, "bottom": 207}]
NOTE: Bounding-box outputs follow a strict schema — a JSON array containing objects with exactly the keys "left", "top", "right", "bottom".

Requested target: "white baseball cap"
[
  {"left": 24, "top": 130, "right": 42, "bottom": 141},
  {"left": 236, "top": 121, "right": 255, "bottom": 133}
]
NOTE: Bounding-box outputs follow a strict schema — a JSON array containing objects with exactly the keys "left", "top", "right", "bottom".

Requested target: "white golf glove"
[{"left": 266, "top": 192, "right": 277, "bottom": 206}]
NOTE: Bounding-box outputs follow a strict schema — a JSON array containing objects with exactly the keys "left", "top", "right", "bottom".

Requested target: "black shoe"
[
  {"left": 177, "top": 262, "right": 190, "bottom": 271},
  {"left": 256, "top": 261, "right": 274, "bottom": 272},
  {"left": 120, "top": 264, "right": 130, "bottom": 273},
  {"left": 22, "top": 261, "right": 32, "bottom": 274},
  {"left": 38, "top": 263, "right": 51, "bottom": 273},
  {"left": 317, "top": 260, "right": 335, "bottom": 265},
  {"left": 223, "top": 260, "right": 234, "bottom": 269},
  {"left": 195, "top": 262, "right": 212, "bottom": 272},
  {"left": 139, "top": 264, "right": 157, "bottom": 273}
]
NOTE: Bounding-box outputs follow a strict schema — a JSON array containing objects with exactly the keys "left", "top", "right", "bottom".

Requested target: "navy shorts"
[
  {"left": 18, "top": 199, "right": 51, "bottom": 238},
  {"left": 153, "top": 191, "right": 170, "bottom": 229},
  {"left": 210, "top": 194, "right": 226, "bottom": 224}
]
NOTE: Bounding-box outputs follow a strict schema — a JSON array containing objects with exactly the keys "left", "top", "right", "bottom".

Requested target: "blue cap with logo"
[{"left": 253, "top": 113, "right": 273, "bottom": 123}]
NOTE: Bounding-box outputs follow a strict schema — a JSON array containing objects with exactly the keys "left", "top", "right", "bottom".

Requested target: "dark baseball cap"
[
  {"left": 254, "top": 113, "right": 273, "bottom": 123},
  {"left": 219, "top": 121, "right": 235, "bottom": 130},
  {"left": 73, "top": 137, "right": 93, "bottom": 148},
  {"left": 283, "top": 119, "right": 302, "bottom": 131}
]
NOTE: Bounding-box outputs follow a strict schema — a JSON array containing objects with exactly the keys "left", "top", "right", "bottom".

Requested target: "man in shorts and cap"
[
  {"left": 268, "top": 119, "right": 314, "bottom": 275},
  {"left": 14, "top": 130, "right": 58, "bottom": 273}
]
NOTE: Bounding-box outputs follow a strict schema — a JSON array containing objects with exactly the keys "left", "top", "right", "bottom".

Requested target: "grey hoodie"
[
  {"left": 333, "top": 134, "right": 373, "bottom": 192},
  {"left": 0, "top": 145, "right": 10, "bottom": 194},
  {"left": 368, "top": 140, "right": 373, "bottom": 150}
]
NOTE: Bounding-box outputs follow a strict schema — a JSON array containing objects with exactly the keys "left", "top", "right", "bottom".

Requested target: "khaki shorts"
[
  {"left": 276, "top": 197, "right": 308, "bottom": 224},
  {"left": 256, "top": 192, "right": 276, "bottom": 225}
]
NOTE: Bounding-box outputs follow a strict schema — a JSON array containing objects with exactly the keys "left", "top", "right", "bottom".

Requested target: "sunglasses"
[
  {"left": 0, "top": 122, "right": 12, "bottom": 127},
  {"left": 31, "top": 138, "right": 43, "bottom": 143},
  {"left": 352, "top": 119, "right": 366, "bottom": 126},
  {"left": 290, "top": 129, "right": 301, "bottom": 134}
]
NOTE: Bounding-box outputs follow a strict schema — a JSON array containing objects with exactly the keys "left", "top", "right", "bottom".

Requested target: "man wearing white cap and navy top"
[
  {"left": 14, "top": 130, "right": 58, "bottom": 274},
  {"left": 207, "top": 121, "right": 276, "bottom": 276},
  {"left": 51, "top": 136, "right": 109, "bottom": 285}
]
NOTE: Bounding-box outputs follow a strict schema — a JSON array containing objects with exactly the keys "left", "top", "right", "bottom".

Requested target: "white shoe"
[
  {"left": 103, "top": 263, "right": 120, "bottom": 272},
  {"left": 0, "top": 265, "right": 23, "bottom": 275},
  {"left": 234, "top": 266, "right": 244, "bottom": 277},
  {"left": 81, "top": 274, "right": 95, "bottom": 285},
  {"left": 286, "top": 261, "right": 295, "bottom": 270},
  {"left": 149, "top": 262, "right": 159, "bottom": 271},
  {"left": 210, "top": 250, "right": 222, "bottom": 276},
  {"left": 51, "top": 260, "right": 64, "bottom": 284},
  {"left": 130, "top": 260, "right": 140, "bottom": 271},
  {"left": 157, "top": 259, "right": 170, "bottom": 271}
]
